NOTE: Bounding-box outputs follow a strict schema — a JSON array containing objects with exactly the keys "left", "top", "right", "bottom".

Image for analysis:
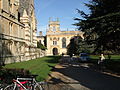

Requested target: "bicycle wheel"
[
  {"left": 34, "top": 82, "right": 49, "bottom": 90},
  {"left": 4, "top": 84, "right": 18, "bottom": 90},
  {"left": 40, "top": 82, "right": 49, "bottom": 90},
  {"left": 34, "top": 84, "right": 42, "bottom": 90}
]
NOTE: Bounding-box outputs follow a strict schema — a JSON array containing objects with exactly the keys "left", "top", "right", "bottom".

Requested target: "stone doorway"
[{"left": 53, "top": 48, "right": 58, "bottom": 55}]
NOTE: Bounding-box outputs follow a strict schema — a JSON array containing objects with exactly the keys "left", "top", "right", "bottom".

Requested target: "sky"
[{"left": 34, "top": 0, "right": 90, "bottom": 36}]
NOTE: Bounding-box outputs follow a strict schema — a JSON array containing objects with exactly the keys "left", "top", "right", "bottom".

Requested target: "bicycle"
[{"left": 4, "top": 75, "right": 47, "bottom": 90}]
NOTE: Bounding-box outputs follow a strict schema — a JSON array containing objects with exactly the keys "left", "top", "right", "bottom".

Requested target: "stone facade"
[
  {"left": 0, "top": 0, "right": 42, "bottom": 64},
  {"left": 37, "top": 19, "right": 84, "bottom": 55},
  {"left": 37, "top": 31, "right": 46, "bottom": 57},
  {"left": 37, "top": 31, "right": 45, "bottom": 46}
]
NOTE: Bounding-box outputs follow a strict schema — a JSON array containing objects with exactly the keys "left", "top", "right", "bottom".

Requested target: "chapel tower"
[{"left": 48, "top": 18, "right": 60, "bottom": 32}]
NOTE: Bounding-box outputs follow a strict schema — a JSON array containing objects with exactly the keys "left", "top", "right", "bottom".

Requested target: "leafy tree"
[
  {"left": 78, "top": 37, "right": 95, "bottom": 54},
  {"left": 37, "top": 42, "right": 47, "bottom": 50},
  {"left": 67, "top": 37, "right": 79, "bottom": 56},
  {"left": 74, "top": 0, "right": 120, "bottom": 54}
]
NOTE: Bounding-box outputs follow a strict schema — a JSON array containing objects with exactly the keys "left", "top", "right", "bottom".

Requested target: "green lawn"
[
  {"left": 3, "top": 56, "right": 61, "bottom": 81},
  {"left": 90, "top": 55, "right": 120, "bottom": 61},
  {"left": 90, "top": 55, "right": 120, "bottom": 73}
]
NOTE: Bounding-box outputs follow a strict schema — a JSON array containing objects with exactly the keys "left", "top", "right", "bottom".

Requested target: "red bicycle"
[{"left": 4, "top": 75, "right": 46, "bottom": 90}]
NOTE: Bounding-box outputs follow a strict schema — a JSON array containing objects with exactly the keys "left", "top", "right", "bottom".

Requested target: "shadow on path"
[{"left": 48, "top": 56, "right": 120, "bottom": 90}]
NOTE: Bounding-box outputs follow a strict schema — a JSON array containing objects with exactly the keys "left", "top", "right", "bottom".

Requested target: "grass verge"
[
  {"left": 90, "top": 55, "right": 120, "bottom": 73},
  {"left": 3, "top": 56, "right": 61, "bottom": 81}
]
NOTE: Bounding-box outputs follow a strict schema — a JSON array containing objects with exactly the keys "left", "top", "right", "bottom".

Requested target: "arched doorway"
[{"left": 53, "top": 48, "right": 58, "bottom": 55}]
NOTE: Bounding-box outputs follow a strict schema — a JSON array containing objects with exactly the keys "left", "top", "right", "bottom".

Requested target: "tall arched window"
[{"left": 62, "top": 37, "right": 66, "bottom": 48}]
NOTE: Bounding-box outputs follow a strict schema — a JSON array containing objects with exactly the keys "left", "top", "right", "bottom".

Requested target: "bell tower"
[{"left": 48, "top": 18, "right": 60, "bottom": 32}]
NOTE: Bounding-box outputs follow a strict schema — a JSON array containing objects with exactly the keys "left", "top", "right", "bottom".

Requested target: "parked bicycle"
[{"left": 4, "top": 75, "right": 48, "bottom": 90}]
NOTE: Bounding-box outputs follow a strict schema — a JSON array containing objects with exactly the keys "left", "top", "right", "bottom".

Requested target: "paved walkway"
[{"left": 47, "top": 56, "right": 120, "bottom": 90}]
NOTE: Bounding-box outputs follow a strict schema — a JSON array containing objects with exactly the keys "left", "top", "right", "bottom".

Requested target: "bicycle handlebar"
[{"left": 16, "top": 74, "right": 38, "bottom": 78}]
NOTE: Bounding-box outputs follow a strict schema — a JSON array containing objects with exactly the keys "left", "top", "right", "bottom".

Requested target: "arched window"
[{"left": 62, "top": 37, "right": 66, "bottom": 48}]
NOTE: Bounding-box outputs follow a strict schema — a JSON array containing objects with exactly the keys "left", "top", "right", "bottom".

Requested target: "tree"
[
  {"left": 37, "top": 42, "right": 47, "bottom": 50},
  {"left": 78, "top": 37, "right": 95, "bottom": 54},
  {"left": 67, "top": 37, "right": 79, "bottom": 56},
  {"left": 74, "top": 0, "right": 120, "bottom": 54}
]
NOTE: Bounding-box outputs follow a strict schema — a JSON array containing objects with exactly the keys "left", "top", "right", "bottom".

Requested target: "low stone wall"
[{"left": 0, "top": 49, "right": 46, "bottom": 64}]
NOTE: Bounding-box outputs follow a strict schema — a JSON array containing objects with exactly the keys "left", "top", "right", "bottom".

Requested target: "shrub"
[{"left": 0, "top": 68, "right": 30, "bottom": 84}]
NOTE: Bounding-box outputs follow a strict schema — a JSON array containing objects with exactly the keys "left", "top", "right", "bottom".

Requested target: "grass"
[
  {"left": 3, "top": 56, "right": 61, "bottom": 81},
  {"left": 90, "top": 55, "right": 120, "bottom": 60},
  {"left": 90, "top": 55, "right": 120, "bottom": 73}
]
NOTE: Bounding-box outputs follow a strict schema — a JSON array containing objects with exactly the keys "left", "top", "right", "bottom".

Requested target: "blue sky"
[{"left": 34, "top": 0, "right": 90, "bottom": 35}]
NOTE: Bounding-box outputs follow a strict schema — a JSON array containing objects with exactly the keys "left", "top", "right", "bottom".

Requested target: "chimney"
[{"left": 39, "top": 31, "right": 42, "bottom": 36}]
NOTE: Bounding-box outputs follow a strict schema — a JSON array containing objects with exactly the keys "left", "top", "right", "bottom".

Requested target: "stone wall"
[{"left": 0, "top": 0, "right": 46, "bottom": 65}]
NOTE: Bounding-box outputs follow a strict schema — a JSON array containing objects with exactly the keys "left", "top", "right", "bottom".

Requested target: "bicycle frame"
[
  {"left": 16, "top": 77, "right": 42, "bottom": 90},
  {"left": 13, "top": 79, "right": 31, "bottom": 90},
  {"left": 4, "top": 75, "right": 44, "bottom": 90}
]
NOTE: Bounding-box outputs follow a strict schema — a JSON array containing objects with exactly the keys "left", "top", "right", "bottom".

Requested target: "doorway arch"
[{"left": 53, "top": 48, "right": 58, "bottom": 55}]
